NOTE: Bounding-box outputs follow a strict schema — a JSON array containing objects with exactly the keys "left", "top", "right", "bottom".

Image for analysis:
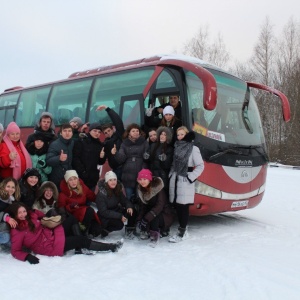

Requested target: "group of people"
[{"left": 0, "top": 94, "right": 205, "bottom": 264}]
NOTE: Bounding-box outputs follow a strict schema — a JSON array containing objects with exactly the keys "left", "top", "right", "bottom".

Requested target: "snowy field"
[{"left": 1, "top": 166, "right": 300, "bottom": 300}]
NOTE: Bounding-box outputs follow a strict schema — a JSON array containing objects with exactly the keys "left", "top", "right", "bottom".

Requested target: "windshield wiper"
[{"left": 209, "top": 148, "right": 243, "bottom": 161}]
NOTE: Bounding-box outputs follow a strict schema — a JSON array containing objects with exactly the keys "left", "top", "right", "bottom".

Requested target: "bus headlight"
[{"left": 195, "top": 181, "right": 222, "bottom": 199}]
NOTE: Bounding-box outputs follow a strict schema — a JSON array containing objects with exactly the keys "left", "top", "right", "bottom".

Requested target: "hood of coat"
[
  {"left": 137, "top": 176, "right": 164, "bottom": 203},
  {"left": 181, "top": 131, "right": 195, "bottom": 143},
  {"left": 156, "top": 126, "right": 173, "bottom": 144},
  {"left": 36, "top": 181, "right": 59, "bottom": 201}
]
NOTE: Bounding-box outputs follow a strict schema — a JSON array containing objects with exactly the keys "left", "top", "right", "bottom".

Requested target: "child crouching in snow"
[{"left": 135, "top": 169, "right": 174, "bottom": 247}]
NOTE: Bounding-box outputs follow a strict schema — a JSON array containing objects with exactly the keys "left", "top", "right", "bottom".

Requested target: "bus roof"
[{"left": 68, "top": 54, "right": 225, "bottom": 78}]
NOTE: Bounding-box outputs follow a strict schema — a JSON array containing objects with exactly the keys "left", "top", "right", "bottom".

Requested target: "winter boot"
[
  {"left": 139, "top": 231, "right": 150, "bottom": 240},
  {"left": 124, "top": 226, "right": 136, "bottom": 240},
  {"left": 72, "top": 224, "right": 83, "bottom": 254},
  {"left": 148, "top": 230, "right": 160, "bottom": 248},
  {"left": 168, "top": 227, "right": 189, "bottom": 243},
  {"left": 88, "top": 239, "right": 124, "bottom": 253}
]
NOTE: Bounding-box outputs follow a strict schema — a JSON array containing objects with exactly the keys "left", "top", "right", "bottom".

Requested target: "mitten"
[
  {"left": 37, "top": 159, "right": 46, "bottom": 168},
  {"left": 26, "top": 254, "right": 40, "bottom": 264},
  {"left": 140, "top": 218, "right": 148, "bottom": 231},
  {"left": 143, "top": 152, "right": 150, "bottom": 159},
  {"left": 158, "top": 153, "right": 167, "bottom": 161}
]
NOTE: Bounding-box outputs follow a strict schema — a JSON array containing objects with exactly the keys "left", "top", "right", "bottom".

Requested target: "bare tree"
[{"left": 183, "top": 26, "right": 230, "bottom": 68}]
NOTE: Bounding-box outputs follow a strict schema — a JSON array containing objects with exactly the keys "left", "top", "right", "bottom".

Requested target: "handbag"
[{"left": 41, "top": 215, "right": 62, "bottom": 229}]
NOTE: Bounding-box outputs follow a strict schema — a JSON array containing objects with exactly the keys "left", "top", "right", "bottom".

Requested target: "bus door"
[{"left": 120, "top": 94, "right": 145, "bottom": 128}]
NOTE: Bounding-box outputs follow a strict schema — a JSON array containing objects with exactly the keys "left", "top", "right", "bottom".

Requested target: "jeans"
[
  {"left": 125, "top": 187, "right": 135, "bottom": 201},
  {"left": 0, "top": 232, "right": 10, "bottom": 245}
]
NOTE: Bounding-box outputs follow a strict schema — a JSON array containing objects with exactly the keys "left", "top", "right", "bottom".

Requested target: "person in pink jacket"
[{"left": 8, "top": 202, "right": 123, "bottom": 264}]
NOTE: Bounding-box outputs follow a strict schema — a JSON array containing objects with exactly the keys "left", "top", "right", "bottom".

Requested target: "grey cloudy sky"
[{"left": 0, "top": 0, "right": 299, "bottom": 92}]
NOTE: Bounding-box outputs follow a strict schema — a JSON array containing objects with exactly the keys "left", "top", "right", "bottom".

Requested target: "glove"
[
  {"left": 70, "top": 202, "right": 79, "bottom": 209},
  {"left": 37, "top": 159, "right": 46, "bottom": 168},
  {"left": 145, "top": 107, "right": 154, "bottom": 117},
  {"left": 140, "top": 218, "right": 148, "bottom": 231},
  {"left": 143, "top": 152, "right": 150, "bottom": 159},
  {"left": 158, "top": 153, "right": 167, "bottom": 161},
  {"left": 26, "top": 254, "right": 40, "bottom": 264}
]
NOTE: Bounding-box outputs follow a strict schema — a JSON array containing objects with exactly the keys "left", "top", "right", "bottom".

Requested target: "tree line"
[{"left": 183, "top": 17, "right": 300, "bottom": 165}]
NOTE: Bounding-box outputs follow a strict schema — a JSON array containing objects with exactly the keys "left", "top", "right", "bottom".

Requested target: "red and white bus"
[{"left": 0, "top": 54, "right": 290, "bottom": 216}]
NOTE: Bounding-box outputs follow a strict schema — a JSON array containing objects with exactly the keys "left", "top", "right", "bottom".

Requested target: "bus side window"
[
  {"left": 73, "top": 107, "right": 86, "bottom": 121},
  {"left": 57, "top": 108, "right": 72, "bottom": 124}
]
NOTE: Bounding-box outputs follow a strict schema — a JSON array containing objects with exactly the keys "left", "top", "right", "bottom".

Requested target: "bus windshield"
[{"left": 186, "top": 69, "right": 265, "bottom": 146}]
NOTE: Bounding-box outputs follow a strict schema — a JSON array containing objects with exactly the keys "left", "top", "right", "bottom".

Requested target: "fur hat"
[
  {"left": 31, "top": 132, "right": 48, "bottom": 142},
  {"left": 5, "top": 122, "right": 20, "bottom": 135},
  {"left": 64, "top": 170, "right": 79, "bottom": 182},
  {"left": 89, "top": 122, "right": 102, "bottom": 131},
  {"left": 40, "top": 112, "right": 53, "bottom": 120},
  {"left": 22, "top": 168, "right": 41, "bottom": 182},
  {"left": 105, "top": 171, "right": 117, "bottom": 182},
  {"left": 137, "top": 169, "right": 153, "bottom": 181},
  {"left": 69, "top": 117, "right": 83, "bottom": 127},
  {"left": 156, "top": 126, "right": 173, "bottom": 144},
  {"left": 163, "top": 106, "right": 175, "bottom": 116}
]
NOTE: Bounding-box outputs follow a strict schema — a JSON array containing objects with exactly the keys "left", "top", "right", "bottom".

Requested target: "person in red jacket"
[
  {"left": 0, "top": 122, "right": 32, "bottom": 180},
  {"left": 8, "top": 202, "right": 123, "bottom": 264},
  {"left": 58, "top": 170, "right": 102, "bottom": 237}
]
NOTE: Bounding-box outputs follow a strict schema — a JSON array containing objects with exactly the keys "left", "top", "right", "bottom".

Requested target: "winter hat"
[
  {"left": 32, "top": 132, "right": 48, "bottom": 142},
  {"left": 0, "top": 123, "right": 4, "bottom": 132},
  {"left": 5, "top": 122, "right": 20, "bottom": 135},
  {"left": 22, "top": 168, "right": 42, "bottom": 181},
  {"left": 89, "top": 122, "right": 102, "bottom": 131},
  {"left": 69, "top": 117, "right": 83, "bottom": 127},
  {"left": 163, "top": 106, "right": 175, "bottom": 116},
  {"left": 156, "top": 126, "right": 173, "bottom": 144},
  {"left": 40, "top": 112, "right": 53, "bottom": 121},
  {"left": 137, "top": 169, "right": 153, "bottom": 181},
  {"left": 105, "top": 171, "right": 117, "bottom": 182},
  {"left": 64, "top": 170, "right": 79, "bottom": 182}
]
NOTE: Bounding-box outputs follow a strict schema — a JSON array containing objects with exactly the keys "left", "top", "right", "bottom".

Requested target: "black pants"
[
  {"left": 62, "top": 214, "right": 79, "bottom": 237},
  {"left": 63, "top": 236, "right": 114, "bottom": 252},
  {"left": 175, "top": 203, "right": 190, "bottom": 229},
  {"left": 149, "top": 214, "right": 165, "bottom": 232}
]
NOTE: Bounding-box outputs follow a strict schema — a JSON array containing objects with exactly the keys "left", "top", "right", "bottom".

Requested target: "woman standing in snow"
[
  {"left": 135, "top": 169, "right": 173, "bottom": 247},
  {"left": 169, "top": 126, "right": 204, "bottom": 242}
]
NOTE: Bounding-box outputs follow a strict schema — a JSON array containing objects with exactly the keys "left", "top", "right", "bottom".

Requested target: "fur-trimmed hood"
[
  {"left": 137, "top": 176, "right": 164, "bottom": 203},
  {"left": 36, "top": 181, "right": 59, "bottom": 201},
  {"left": 156, "top": 126, "right": 173, "bottom": 144},
  {"left": 181, "top": 131, "right": 195, "bottom": 143}
]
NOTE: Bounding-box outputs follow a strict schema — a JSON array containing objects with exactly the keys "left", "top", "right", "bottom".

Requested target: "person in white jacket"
[{"left": 169, "top": 126, "right": 204, "bottom": 242}]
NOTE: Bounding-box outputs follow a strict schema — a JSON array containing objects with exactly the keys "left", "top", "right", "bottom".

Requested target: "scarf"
[
  {"left": 173, "top": 139, "right": 193, "bottom": 177},
  {"left": 3, "top": 136, "right": 32, "bottom": 180}
]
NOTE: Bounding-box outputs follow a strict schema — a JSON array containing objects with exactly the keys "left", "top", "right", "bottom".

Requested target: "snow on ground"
[{"left": 1, "top": 167, "right": 300, "bottom": 300}]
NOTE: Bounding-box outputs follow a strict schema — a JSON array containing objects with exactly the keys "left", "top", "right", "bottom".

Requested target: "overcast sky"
[{"left": 0, "top": 0, "right": 299, "bottom": 93}]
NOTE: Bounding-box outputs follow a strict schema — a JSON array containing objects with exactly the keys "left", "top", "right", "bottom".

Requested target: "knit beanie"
[
  {"left": 163, "top": 106, "right": 175, "bottom": 116},
  {"left": 89, "top": 122, "right": 102, "bottom": 131},
  {"left": 5, "top": 122, "right": 20, "bottom": 135},
  {"left": 64, "top": 170, "right": 79, "bottom": 182},
  {"left": 22, "top": 168, "right": 42, "bottom": 181},
  {"left": 69, "top": 117, "right": 83, "bottom": 127},
  {"left": 105, "top": 171, "right": 117, "bottom": 182},
  {"left": 137, "top": 169, "right": 153, "bottom": 181},
  {"left": 0, "top": 123, "right": 3, "bottom": 132}
]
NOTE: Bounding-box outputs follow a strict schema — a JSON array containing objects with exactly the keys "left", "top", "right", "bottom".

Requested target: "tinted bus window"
[
  {"left": 48, "top": 79, "right": 93, "bottom": 125},
  {"left": 89, "top": 68, "right": 155, "bottom": 124},
  {"left": 0, "top": 93, "right": 20, "bottom": 127},
  {"left": 16, "top": 87, "right": 51, "bottom": 127}
]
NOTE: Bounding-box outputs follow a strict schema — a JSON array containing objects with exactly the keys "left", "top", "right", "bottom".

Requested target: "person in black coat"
[
  {"left": 96, "top": 171, "right": 136, "bottom": 238},
  {"left": 143, "top": 126, "right": 174, "bottom": 194},
  {"left": 72, "top": 123, "right": 106, "bottom": 191}
]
